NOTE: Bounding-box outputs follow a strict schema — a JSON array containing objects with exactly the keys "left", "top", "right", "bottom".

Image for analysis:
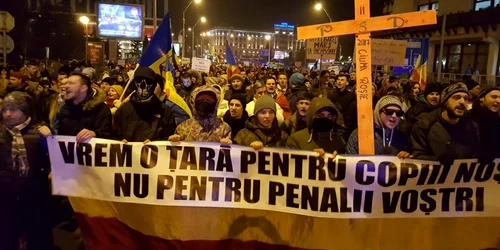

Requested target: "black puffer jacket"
[
  {"left": 53, "top": 88, "right": 112, "bottom": 138},
  {"left": 411, "top": 108, "right": 479, "bottom": 161},
  {"left": 223, "top": 110, "right": 249, "bottom": 140},
  {"left": 401, "top": 99, "right": 439, "bottom": 135},
  {"left": 470, "top": 102, "right": 500, "bottom": 158},
  {"left": 233, "top": 116, "right": 288, "bottom": 147},
  {"left": 113, "top": 95, "right": 176, "bottom": 142}
]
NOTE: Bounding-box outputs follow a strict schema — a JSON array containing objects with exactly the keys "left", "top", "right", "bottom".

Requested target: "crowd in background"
[{"left": 0, "top": 58, "right": 500, "bottom": 249}]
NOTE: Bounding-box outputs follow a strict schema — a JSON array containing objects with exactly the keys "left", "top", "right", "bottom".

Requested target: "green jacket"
[
  {"left": 286, "top": 97, "right": 346, "bottom": 153},
  {"left": 234, "top": 116, "right": 289, "bottom": 147}
]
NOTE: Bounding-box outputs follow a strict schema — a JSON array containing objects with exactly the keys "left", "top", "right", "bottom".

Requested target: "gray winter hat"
[
  {"left": 1, "top": 91, "right": 32, "bottom": 116},
  {"left": 254, "top": 95, "right": 276, "bottom": 114},
  {"left": 440, "top": 84, "right": 469, "bottom": 106}
]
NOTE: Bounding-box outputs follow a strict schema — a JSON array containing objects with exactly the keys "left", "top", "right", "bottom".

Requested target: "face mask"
[
  {"left": 134, "top": 78, "right": 155, "bottom": 101},
  {"left": 312, "top": 118, "right": 334, "bottom": 133},
  {"left": 195, "top": 100, "right": 216, "bottom": 116}
]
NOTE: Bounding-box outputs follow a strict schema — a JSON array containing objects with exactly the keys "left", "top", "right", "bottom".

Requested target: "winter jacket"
[
  {"left": 175, "top": 85, "right": 232, "bottom": 142},
  {"left": 223, "top": 110, "right": 249, "bottom": 140},
  {"left": 246, "top": 99, "right": 285, "bottom": 125},
  {"left": 281, "top": 112, "right": 307, "bottom": 135},
  {"left": 53, "top": 88, "right": 112, "bottom": 138},
  {"left": 333, "top": 88, "right": 356, "bottom": 114},
  {"left": 113, "top": 95, "right": 176, "bottom": 142},
  {"left": 411, "top": 108, "right": 479, "bottom": 161},
  {"left": 0, "top": 121, "right": 53, "bottom": 250},
  {"left": 286, "top": 97, "right": 346, "bottom": 153},
  {"left": 0, "top": 120, "right": 50, "bottom": 198},
  {"left": 470, "top": 102, "right": 500, "bottom": 158},
  {"left": 346, "top": 127, "right": 410, "bottom": 155},
  {"left": 233, "top": 116, "right": 289, "bottom": 147},
  {"left": 346, "top": 95, "right": 410, "bottom": 155},
  {"left": 402, "top": 99, "right": 439, "bottom": 135}
]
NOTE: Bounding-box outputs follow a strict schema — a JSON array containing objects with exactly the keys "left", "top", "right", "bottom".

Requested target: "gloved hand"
[
  {"left": 438, "top": 150, "right": 456, "bottom": 166},
  {"left": 478, "top": 151, "right": 496, "bottom": 165}
]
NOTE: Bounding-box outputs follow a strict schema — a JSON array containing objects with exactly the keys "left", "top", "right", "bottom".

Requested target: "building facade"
[
  {"left": 201, "top": 22, "right": 305, "bottom": 64},
  {"left": 375, "top": 0, "right": 500, "bottom": 84}
]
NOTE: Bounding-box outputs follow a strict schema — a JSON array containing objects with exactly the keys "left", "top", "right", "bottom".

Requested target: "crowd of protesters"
[{"left": 0, "top": 58, "right": 500, "bottom": 249}]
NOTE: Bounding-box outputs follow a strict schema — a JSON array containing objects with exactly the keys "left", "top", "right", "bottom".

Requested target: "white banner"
[
  {"left": 191, "top": 57, "right": 211, "bottom": 73},
  {"left": 306, "top": 37, "right": 338, "bottom": 60},
  {"left": 48, "top": 136, "right": 500, "bottom": 219}
]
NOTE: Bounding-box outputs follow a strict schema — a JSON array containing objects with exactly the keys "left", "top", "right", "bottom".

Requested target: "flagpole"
[
  {"left": 437, "top": 14, "right": 446, "bottom": 83},
  {"left": 153, "top": 0, "right": 157, "bottom": 31}
]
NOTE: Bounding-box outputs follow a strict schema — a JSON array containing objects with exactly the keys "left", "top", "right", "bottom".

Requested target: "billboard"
[{"left": 97, "top": 3, "right": 144, "bottom": 40}]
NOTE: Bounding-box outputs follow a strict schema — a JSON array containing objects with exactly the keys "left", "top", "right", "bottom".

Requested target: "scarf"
[{"left": 6, "top": 117, "right": 31, "bottom": 177}]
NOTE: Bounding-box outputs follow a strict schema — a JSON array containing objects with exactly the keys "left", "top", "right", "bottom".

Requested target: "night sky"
[{"left": 167, "top": 0, "right": 356, "bottom": 33}]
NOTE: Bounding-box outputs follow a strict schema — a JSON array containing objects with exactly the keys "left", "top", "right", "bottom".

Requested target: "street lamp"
[
  {"left": 314, "top": 3, "right": 332, "bottom": 22},
  {"left": 182, "top": 0, "right": 202, "bottom": 58},
  {"left": 192, "top": 16, "right": 206, "bottom": 58},
  {"left": 79, "top": 16, "right": 89, "bottom": 62},
  {"left": 265, "top": 35, "right": 271, "bottom": 63},
  {"left": 188, "top": 27, "right": 192, "bottom": 32}
]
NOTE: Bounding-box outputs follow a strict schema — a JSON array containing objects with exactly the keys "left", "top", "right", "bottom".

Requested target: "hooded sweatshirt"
[
  {"left": 345, "top": 96, "right": 410, "bottom": 155},
  {"left": 175, "top": 85, "right": 232, "bottom": 142},
  {"left": 233, "top": 115, "right": 288, "bottom": 147},
  {"left": 286, "top": 97, "right": 345, "bottom": 153}
]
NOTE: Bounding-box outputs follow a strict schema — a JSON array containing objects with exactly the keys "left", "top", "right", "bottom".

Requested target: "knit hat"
[
  {"left": 110, "top": 85, "right": 124, "bottom": 97},
  {"left": 254, "top": 95, "right": 276, "bottom": 114},
  {"left": 290, "top": 73, "right": 305, "bottom": 87},
  {"left": 478, "top": 84, "right": 500, "bottom": 99},
  {"left": 230, "top": 74, "right": 244, "bottom": 83},
  {"left": 440, "top": 84, "right": 469, "bottom": 105},
  {"left": 373, "top": 95, "right": 403, "bottom": 128},
  {"left": 196, "top": 91, "right": 216, "bottom": 103},
  {"left": 424, "top": 82, "right": 441, "bottom": 97},
  {"left": 465, "top": 79, "right": 479, "bottom": 91},
  {"left": 376, "top": 95, "right": 403, "bottom": 111},
  {"left": 229, "top": 94, "right": 247, "bottom": 111},
  {"left": 1, "top": 91, "right": 32, "bottom": 116},
  {"left": 205, "top": 77, "right": 219, "bottom": 86}
]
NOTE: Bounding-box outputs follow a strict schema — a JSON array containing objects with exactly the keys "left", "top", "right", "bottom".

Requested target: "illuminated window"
[
  {"left": 474, "top": 0, "right": 500, "bottom": 10},
  {"left": 418, "top": 2, "right": 438, "bottom": 13}
]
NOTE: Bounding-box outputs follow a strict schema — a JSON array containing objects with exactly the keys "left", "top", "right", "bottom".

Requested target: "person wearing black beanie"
[
  {"left": 402, "top": 82, "right": 442, "bottom": 135},
  {"left": 470, "top": 84, "right": 500, "bottom": 162},
  {"left": 465, "top": 79, "right": 480, "bottom": 109}
]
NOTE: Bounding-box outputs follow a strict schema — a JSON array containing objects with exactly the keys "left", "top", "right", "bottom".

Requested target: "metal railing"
[{"left": 428, "top": 73, "right": 500, "bottom": 85}]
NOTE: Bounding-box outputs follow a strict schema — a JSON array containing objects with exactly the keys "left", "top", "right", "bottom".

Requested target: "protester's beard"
[{"left": 445, "top": 102, "right": 465, "bottom": 119}]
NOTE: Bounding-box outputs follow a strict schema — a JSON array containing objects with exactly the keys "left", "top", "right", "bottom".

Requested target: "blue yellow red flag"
[
  {"left": 225, "top": 39, "right": 240, "bottom": 79},
  {"left": 139, "top": 13, "right": 192, "bottom": 117}
]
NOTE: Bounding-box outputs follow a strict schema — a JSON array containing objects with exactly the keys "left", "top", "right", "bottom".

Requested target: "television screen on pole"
[{"left": 97, "top": 3, "right": 144, "bottom": 40}]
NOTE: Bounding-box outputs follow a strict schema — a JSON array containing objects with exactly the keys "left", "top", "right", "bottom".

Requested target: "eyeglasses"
[{"left": 382, "top": 109, "right": 404, "bottom": 117}]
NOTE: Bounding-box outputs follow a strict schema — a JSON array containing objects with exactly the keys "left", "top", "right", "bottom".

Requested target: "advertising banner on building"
[{"left": 392, "top": 38, "right": 430, "bottom": 75}]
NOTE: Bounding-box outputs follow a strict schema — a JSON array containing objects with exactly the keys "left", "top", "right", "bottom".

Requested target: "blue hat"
[{"left": 290, "top": 73, "right": 305, "bottom": 87}]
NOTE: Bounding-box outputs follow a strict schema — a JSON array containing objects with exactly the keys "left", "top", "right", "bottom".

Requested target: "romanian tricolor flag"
[
  {"left": 225, "top": 39, "right": 240, "bottom": 79},
  {"left": 410, "top": 55, "right": 427, "bottom": 91},
  {"left": 139, "top": 13, "right": 192, "bottom": 117}
]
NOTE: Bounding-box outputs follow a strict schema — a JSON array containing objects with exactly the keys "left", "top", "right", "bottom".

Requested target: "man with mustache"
[{"left": 411, "top": 84, "right": 479, "bottom": 165}]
